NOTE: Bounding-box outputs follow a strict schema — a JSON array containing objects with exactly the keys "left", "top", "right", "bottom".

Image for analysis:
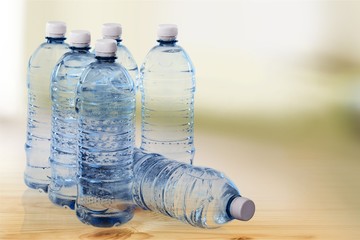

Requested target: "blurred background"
[
  {"left": 3, "top": 0, "right": 360, "bottom": 137},
  {"left": 1, "top": 0, "right": 360, "bottom": 237}
]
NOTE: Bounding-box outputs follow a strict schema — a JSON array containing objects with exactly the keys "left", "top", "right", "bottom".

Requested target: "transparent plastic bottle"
[
  {"left": 48, "top": 30, "right": 95, "bottom": 209},
  {"left": 132, "top": 148, "right": 255, "bottom": 228},
  {"left": 75, "top": 39, "right": 136, "bottom": 227},
  {"left": 102, "top": 23, "right": 138, "bottom": 90},
  {"left": 24, "top": 21, "right": 70, "bottom": 192},
  {"left": 140, "top": 24, "right": 196, "bottom": 164}
]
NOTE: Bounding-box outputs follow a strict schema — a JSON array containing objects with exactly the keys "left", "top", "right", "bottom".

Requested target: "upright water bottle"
[
  {"left": 102, "top": 23, "right": 139, "bottom": 90},
  {"left": 132, "top": 148, "right": 255, "bottom": 228},
  {"left": 24, "top": 21, "right": 70, "bottom": 192},
  {"left": 48, "top": 30, "right": 95, "bottom": 209},
  {"left": 75, "top": 39, "right": 136, "bottom": 227},
  {"left": 140, "top": 24, "right": 196, "bottom": 164}
]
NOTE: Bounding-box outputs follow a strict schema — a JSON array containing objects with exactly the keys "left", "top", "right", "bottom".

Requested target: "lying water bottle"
[
  {"left": 139, "top": 24, "right": 196, "bottom": 164},
  {"left": 132, "top": 148, "right": 255, "bottom": 228},
  {"left": 24, "top": 21, "right": 70, "bottom": 192},
  {"left": 102, "top": 23, "right": 139, "bottom": 90},
  {"left": 75, "top": 39, "right": 136, "bottom": 227},
  {"left": 48, "top": 30, "right": 95, "bottom": 209}
]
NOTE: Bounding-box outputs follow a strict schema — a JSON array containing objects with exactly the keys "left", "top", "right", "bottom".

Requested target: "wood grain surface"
[{"left": 1, "top": 119, "right": 359, "bottom": 240}]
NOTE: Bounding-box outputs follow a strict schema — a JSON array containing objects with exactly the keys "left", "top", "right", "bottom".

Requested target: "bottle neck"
[
  {"left": 226, "top": 195, "right": 240, "bottom": 220},
  {"left": 70, "top": 46, "right": 91, "bottom": 53},
  {"left": 95, "top": 56, "right": 116, "bottom": 63},
  {"left": 157, "top": 39, "right": 177, "bottom": 47},
  {"left": 46, "top": 37, "right": 66, "bottom": 44}
]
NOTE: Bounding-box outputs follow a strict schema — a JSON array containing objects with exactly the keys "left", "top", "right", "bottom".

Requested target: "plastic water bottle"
[
  {"left": 132, "top": 148, "right": 255, "bottom": 228},
  {"left": 102, "top": 23, "right": 138, "bottom": 90},
  {"left": 48, "top": 30, "right": 95, "bottom": 209},
  {"left": 139, "top": 24, "right": 196, "bottom": 164},
  {"left": 24, "top": 21, "right": 70, "bottom": 192},
  {"left": 75, "top": 39, "right": 136, "bottom": 227}
]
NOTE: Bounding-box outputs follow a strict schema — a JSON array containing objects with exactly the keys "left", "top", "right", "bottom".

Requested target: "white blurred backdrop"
[
  {"left": 0, "top": 0, "right": 360, "bottom": 144},
  {"left": 0, "top": 0, "right": 24, "bottom": 119},
  {"left": 2, "top": 0, "right": 360, "bottom": 130}
]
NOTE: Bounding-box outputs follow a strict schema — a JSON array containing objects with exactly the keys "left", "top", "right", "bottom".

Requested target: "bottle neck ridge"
[
  {"left": 157, "top": 39, "right": 177, "bottom": 46},
  {"left": 70, "top": 46, "right": 91, "bottom": 52},
  {"left": 46, "top": 37, "right": 66, "bottom": 44},
  {"left": 95, "top": 56, "right": 116, "bottom": 63}
]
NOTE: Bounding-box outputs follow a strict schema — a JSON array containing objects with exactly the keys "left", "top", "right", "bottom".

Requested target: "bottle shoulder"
[
  {"left": 146, "top": 44, "right": 186, "bottom": 55},
  {"left": 60, "top": 52, "right": 95, "bottom": 65},
  {"left": 184, "top": 166, "right": 225, "bottom": 180},
  {"left": 141, "top": 44, "right": 195, "bottom": 72},
  {"left": 37, "top": 41, "right": 70, "bottom": 52},
  {"left": 86, "top": 61, "right": 125, "bottom": 72},
  {"left": 51, "top": 52, "right": 96, "bottom": 83},
  {"left": 79, "top": 61, "right": 135, "bottom": 92},
  {"left": 116, "top": 46, "right": 138, "bottom": 69},
  {"left": 117, "top": 44, "right": 131, "bottom": 54},
  {"left": 117, "top": 45, "right": 135, "bottom": 58},
  {"left": 29, "top": 42, "right": 70, "bottom": 64},
  {"left": 181, "top": 166, "right": 239, "bottom": 193}
]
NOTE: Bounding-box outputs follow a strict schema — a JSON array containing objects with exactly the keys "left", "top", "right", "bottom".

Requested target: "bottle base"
[
  {"left": 24, "top": 176, "right": 49, "bottom": 193},
  {"left": 48, "top": 191, "right": 76, "bottom": 210},
  {"left": 76, "top": 205, "right": 134, "bottom": 228}
]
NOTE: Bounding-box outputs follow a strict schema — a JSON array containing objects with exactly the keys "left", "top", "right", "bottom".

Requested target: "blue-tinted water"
[{"left": 75, "top": 56, "right": 136, "bottom": 227}]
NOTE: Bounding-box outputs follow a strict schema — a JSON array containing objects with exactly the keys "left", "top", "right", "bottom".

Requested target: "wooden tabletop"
[{"left": 1, "top": 118, "right": 359, "bottom": 240}]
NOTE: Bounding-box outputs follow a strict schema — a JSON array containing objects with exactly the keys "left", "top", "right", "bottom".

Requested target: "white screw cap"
[
  {"left": 69, "top": 30, "right": 91, "bottom": 48},
  {"left": 46, "top": 21, "right": 66, "bottom": 38},
  {"left": 95, "top": 39, "right": 117, "bottom": 57},
  {"left": 102, "top": 23, "right": 122, "bottom": 39},
  {"left": 229, "top": 197, "right": 255, "bottom": 221},
  {"left": 157, "top": 24, "right": 178, "bottom": 41}
]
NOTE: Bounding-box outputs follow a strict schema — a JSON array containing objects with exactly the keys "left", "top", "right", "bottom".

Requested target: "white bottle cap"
[
  {"left": 69, "top": 30, "right": 91, "bottom": 48},
  {"left": 102, "top": 23, "right": 122, "bottom": 39},
  {"left": 157, "top": 24, "right": 178, "bottom": 41},
  {"left": 229, "top": 197, "right": 255, "bottom": 221},
  {"left": 95, "top": 39, "right": 117, "bottom": 57},
  {"left": 46, "top": 21, "right": 66, "bottom": 38}
]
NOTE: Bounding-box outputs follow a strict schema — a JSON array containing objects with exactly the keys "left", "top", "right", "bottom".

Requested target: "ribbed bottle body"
[
  {"left": 75, "top": 59, "right": 136, "bottom": 227},
  {"left": 49, "top": 49, "right": 95, "bottom": 208},
  {"left": 24, "top": 39, "right": 70, "bottom": 192},
  {"left": 140, "top": 42, "right": 195, "bottom": 164},
  {"left": 132, "top": 149, "right": 239, "bottom": 228}
]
